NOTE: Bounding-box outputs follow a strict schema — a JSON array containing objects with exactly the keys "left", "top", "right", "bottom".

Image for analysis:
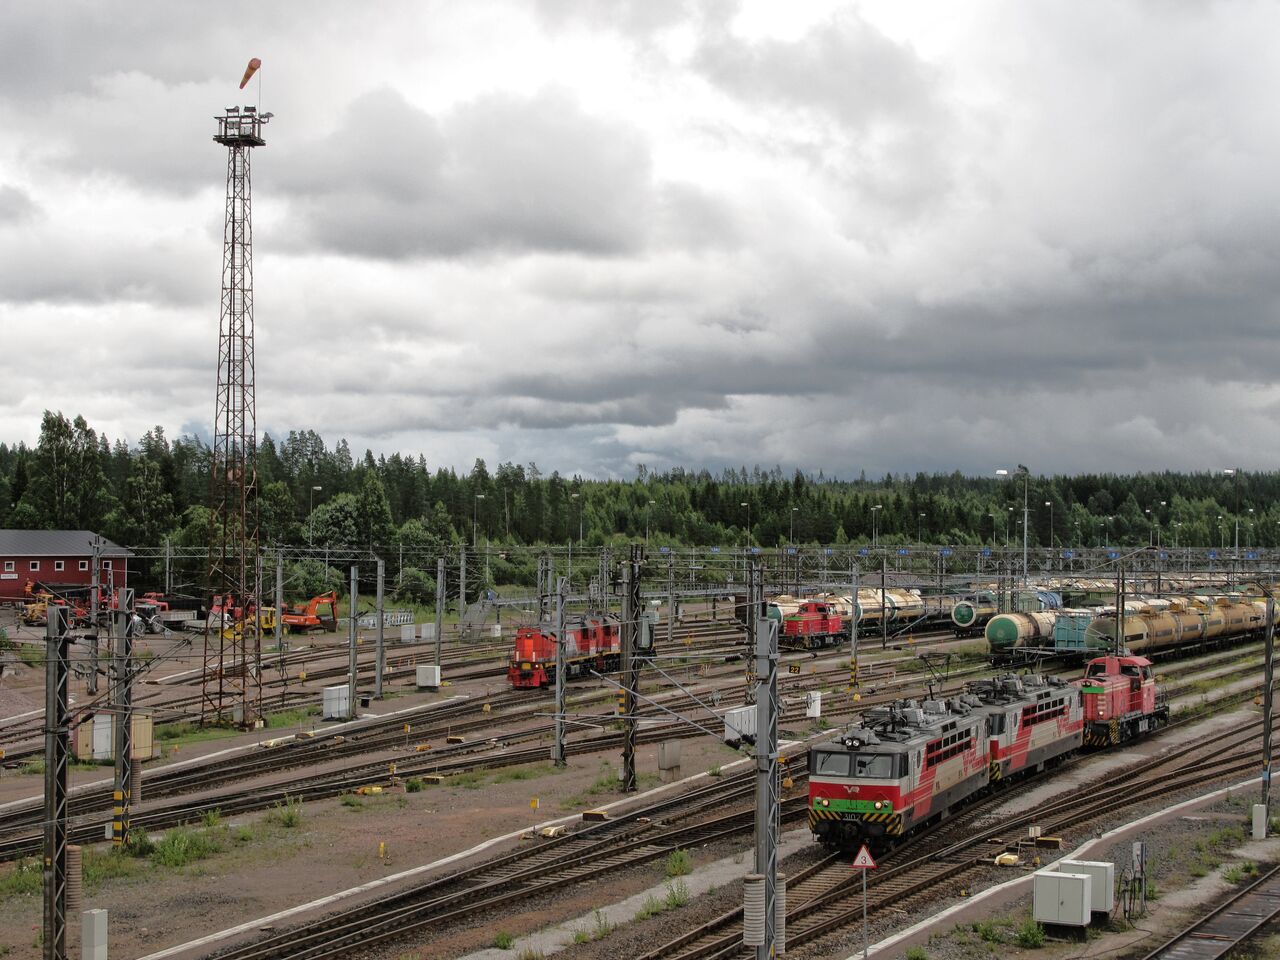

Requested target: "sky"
[{"left": 2, "top": 0, "right": 1278, "bottom": 480}]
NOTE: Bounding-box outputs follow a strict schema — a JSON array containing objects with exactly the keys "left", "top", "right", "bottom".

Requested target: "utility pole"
[
  {"left": 1264, "top": 595, "right": 1275, "bottom": 817},
  {"left": 459, "top": 546, "right": 468, "bottom": 623},
  {"left": 111, "top": 588, "right": 135, "bottom": 849},
  {"left": 621, "top": 546, "right": 641, "bottom": 792},
  {"left": 374, "top": 559, "right": 385, "bottom": 699},
  {"left": 552, "top": 576, "right": 567, "bottom": 768},
  {"left": 88, "top": 536, "right": 100, "bottom": 695},
  {"left": 274, "top": 551, "right": 284, "bottom": 652},
  {"left": 880, "top": 555, "right": 888, "bottom": 650},
  {"left": 347, "top": 566, "right": 358, "bottom": 720},
  {"left": 43, "top": 606, "right": 71, "bottom": 960},
  {"left": 849, "top": 558, "right": 859, "bottom": 692},
  {"left": 434, "top": 557, "right": 445, "bottom": 667},
  {"left": 667, "top": 555, "right": 675, "bottom": 648},
  {"left": 753, "top": 612, "right": 781, "bottom": 960},
  {"left": 598, "top": 547, "right": 610, "bottom": 616}
]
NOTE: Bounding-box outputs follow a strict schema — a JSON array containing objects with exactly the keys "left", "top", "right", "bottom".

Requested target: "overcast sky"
[{"left": 3, "top": 1, "right": 1277, "bottom": 479}]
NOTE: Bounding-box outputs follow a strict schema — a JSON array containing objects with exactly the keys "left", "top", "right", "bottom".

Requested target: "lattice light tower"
[{"left": 203, "top": 105, "right": 272, "bottom": 725}]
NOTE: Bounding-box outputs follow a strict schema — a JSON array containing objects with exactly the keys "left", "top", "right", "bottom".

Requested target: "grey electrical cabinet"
[
  {"left": 1033, "top": 871, "right": 1092, "bottom": 927},
  {"left": 1060, "top": 860, "right": 1115, "bottom": 913}
]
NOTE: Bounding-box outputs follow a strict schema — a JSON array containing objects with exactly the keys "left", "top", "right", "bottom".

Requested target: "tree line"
[{"left": 1, "top": 411, "right": 1276, "bottom": 558}]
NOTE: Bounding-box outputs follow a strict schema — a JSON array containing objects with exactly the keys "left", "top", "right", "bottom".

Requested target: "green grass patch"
[
  {"left": 491, "top": 764, "right": 560, "bottom": 783},
  {"left": 665, "top": 878, "right": 691, "bottom": 908},
  {"left": 1014, "top": 919, "right": 1045, "bottom": 948},
  {"left": 666, "top": 848, "right": 693, "bottom": 877},
  {"left": 82, "top": 848, "right": 145, "bottom": 889},
  {"left": 0, "top": 859, "right": 42, "bottom": 899},
  {"left": 18, "top": 758, "right": 43, "bottom": 775},
  {"left": 200, "top": 809, "right": 222, "bottom": 828},
  {"left": 151, "top": 826, "right": 223, "bottom": 868},
  {"left": 265, "top": 705, "right": 321, "bottom": 728},
  {"left": 493, "top": 931, "right": 516, "bottom": 949},
  {"left": 154, "top": 721, "right": 239, "bottom": 747},
  {"left": 268, "top": 795, "right": 303, "bottom": 828},
  {"left": 1223, "top": 862, "right": 1258, "bottom": 884},
  {"left": 447, "top": 771, "right": 487, "bottom": 790},
  {"left": 340, "top": 794, "right": 364, "bottom": 810},
  {"left": 405, "top": 777, "right": 425, "bottom": 793},
  {"left": 905, "top": 948, "right": 929, "bottom": 960}
]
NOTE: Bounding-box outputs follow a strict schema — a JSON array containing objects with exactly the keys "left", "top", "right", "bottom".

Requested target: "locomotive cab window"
[{"left": 814, "top": 752, "right": 851, "bottom": 777}]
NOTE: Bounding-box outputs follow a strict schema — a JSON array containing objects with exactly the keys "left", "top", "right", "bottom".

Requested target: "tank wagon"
[
  {"left": 985, "top": 611, "right": 1057, "bottom": 657},
  {"left": 809, "top": 655, "right": 1166, "bottom": 851},
  {"left": 950, "top": 591, "right": 999, "bottom": 637},
  {"left": 507, "top": 615, "right": 622, "bottom": 689}
]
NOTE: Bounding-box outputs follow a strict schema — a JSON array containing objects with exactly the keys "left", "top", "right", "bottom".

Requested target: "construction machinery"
[{"left": 282, "top": 591, "right": 339, "bottom": 634}]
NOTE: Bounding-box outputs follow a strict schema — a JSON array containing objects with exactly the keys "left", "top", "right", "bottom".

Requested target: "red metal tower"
[{"left": 203, "top": 105, "right": 272, "bottom": 725}]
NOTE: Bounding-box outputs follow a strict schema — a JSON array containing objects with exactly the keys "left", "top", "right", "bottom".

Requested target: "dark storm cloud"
[{"left": 279, "top": 88, "right": 654, "bottom": 259}]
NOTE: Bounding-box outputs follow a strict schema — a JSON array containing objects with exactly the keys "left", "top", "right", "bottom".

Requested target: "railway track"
[
  {"left": 1137, "top": 860, "right": 1280, "bottom": 959},
  {"left": 641, "top": 705, "right": 1280, "bottom": 960},
  {"left": 195, "top": 761, "right": 812, "bottom": 960}
]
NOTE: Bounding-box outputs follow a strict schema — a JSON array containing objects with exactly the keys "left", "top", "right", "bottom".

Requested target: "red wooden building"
[{"left": 0, "top": 530, "right": 131, "bottom": 604}]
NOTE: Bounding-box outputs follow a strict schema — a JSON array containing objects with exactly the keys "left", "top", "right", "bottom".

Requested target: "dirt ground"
[{"left": 0, "top": 727, "right": 748, "bottom": 960}]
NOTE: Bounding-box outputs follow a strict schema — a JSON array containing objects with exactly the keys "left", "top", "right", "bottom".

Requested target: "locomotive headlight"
[
  {"left": 820, "top": 798, "right": 830, "bottom": 807},
  {"left": 873, "top": 800, "right": 883, "bottom": 810}
]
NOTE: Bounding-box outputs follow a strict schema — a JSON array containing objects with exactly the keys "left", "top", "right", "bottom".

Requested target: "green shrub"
[
  {"left": 635, "top": 895, "right": 664, "bottom": 920},
  {"left": 515, "top": 950, "right": 543, "bottom": 960},
  {"left": 493, "top": 932, "right": 515, "bottom": 950},
  {"left": 666, "top": 848, "right": 693, "bottom": 877},
  {"left": 405, "top": 778, "right": 425, "bottom": 793},
  {"left": 971, "top": 919, "right": 1002, "bottom": 943},
  {"left": 269, "top": 795, "right": 303, "bottom": 827},
  {"left": 18, "top": 758, "right": 43, "bottom": 776},
  {"left": 151, "top": 827, "right": 222, "bottom": 868},
  {"left": 340, "top": 794, "right": 364, "bottom": 810},
  {"left": 664, "top": 879, "right": 691, "bottom": 909},
  {"left": 1014, "top": 920, "right": 1045, "bottom": 948},
  {"left": 592, "top": 908, "right": 613, "bottom": 940},
  {"left": 905, "top": 948, "right": 929, "bottom": 960},
  {"left": 200, "top": 809, "right": 222, "bottom": 828},
  {"left": 572, "top": 929, "right": 589, "bottom": 944},
  {"left": 707, "top": 765, "right": 722, "bottom": 777},
  {"left": 125, "top": 828, "right": 154, "bottom": 857}
]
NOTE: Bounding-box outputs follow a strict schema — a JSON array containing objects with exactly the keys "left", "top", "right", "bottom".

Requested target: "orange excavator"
[{"left": 281, "top": 591, "right": 339, "bottom": 634}]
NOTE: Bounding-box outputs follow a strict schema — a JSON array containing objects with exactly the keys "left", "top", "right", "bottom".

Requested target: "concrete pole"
[
  {"left": 553, "top": 576, "right": 567, "bottom": 767},
  {"left": 667, "top": 556, "right": 675, "bottom": 648},
  {"left": 434, "top": 557, "right": 445, "bottom": 667},
  {"left": 621, "top": 548, "right": 640, "bottom": 792},
  {"left": 849, "top": 558, "right": 859, "bottom": 691},
  {"left": 375, "top": 559, "right": 385, "bottom": 699},
  {"left": 347, "top": 566, "right": 358, "bottom": 720}
]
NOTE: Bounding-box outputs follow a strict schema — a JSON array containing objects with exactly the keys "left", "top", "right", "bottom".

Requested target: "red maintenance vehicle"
[
  {"left": 281, "top": 591, "right": 339, "bottom": 634},
  {"left": 781, "top": 599, "right": 847, "bottom": 650},
  {"left": 508, "top": 615, "right": 622, "bottom": 689},
  {"left": 1077, "top": 653, "right": 1168, "bottom": 746}
]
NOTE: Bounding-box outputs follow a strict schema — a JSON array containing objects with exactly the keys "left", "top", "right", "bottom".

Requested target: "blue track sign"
[
  {"left": 897, "top": 548, "right": 909, "bottom": 556},
  {"left": 859, "top": 548, "right": 870, "bottom": 556},
  {"left": 824, "top": 548, "right": 833, "bottom": 555},
  {"left": 1108, "top": 550, "right": 1119, "bottom": 559},
  {"left": 1209, "top": 550, "right": 1218, "bottom": 559},
  {"left": 710, "top": 546, "right": 720, "bottom": 553},
  {"left": 940, "top": 548, "right": 953, "bottom": 557},
  {"left": 981, "top": 548, "right": 992, "bottom": 557},
  {"left": 1061, "top": 550, "right": 1073, "bottom": 559},
  {"left": 786, "top": 547, "right": 797, "bottom": 555},
  {"left": 659, "top": 546, "right": 670, "bottom": 554},
  {"left": 751, "top": 547, "right": 761, "bottom": 554},
  {"left": 1247, "top": 551, "right": 1258, "bottom": 560},
  {"left": 1159, "top": 551, "right": 1168, "bottom": 560}
]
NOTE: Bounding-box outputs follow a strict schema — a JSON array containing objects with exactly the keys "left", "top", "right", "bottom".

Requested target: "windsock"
[{"left": 239, "top": 58, "right": 262, "bottom": 90}]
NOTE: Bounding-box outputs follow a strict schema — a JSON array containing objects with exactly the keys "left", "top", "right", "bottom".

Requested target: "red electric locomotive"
[
  {"left": 808, "top": 698, "right": 990, "bottom": 852},
  {"left": 507, "top": 615, "right": 622, "bottom": 689},
  {"left": 781, "top": 600, "right": 847, "bottom": 650},
  {"left": 967, "top": 674, "right": 1083, "bottom": 782},
  {"left": 1077, "top": 654, "right": 1168, "bottom": 745}
]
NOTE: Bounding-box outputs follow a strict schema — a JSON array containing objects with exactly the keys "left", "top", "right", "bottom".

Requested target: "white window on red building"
[
  {"left": 3, "top": 561, "right": 12, "bottom": 572},
  {"left": 79, "top": 561, "right": 89, "bottom": 571},
  {"left": 29, "top": 561, "right": 39, "bottom": 572},
  {"left": 55, "top": 561, "right": 65, "bottom": 572},
  {"left": 104, "top": 561, "right": 112, "bottom": 570}
]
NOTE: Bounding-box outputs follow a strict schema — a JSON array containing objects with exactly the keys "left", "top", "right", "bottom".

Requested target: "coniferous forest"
[{"left": 0, "top": 411, "right": 1275, "bottom": 557}]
